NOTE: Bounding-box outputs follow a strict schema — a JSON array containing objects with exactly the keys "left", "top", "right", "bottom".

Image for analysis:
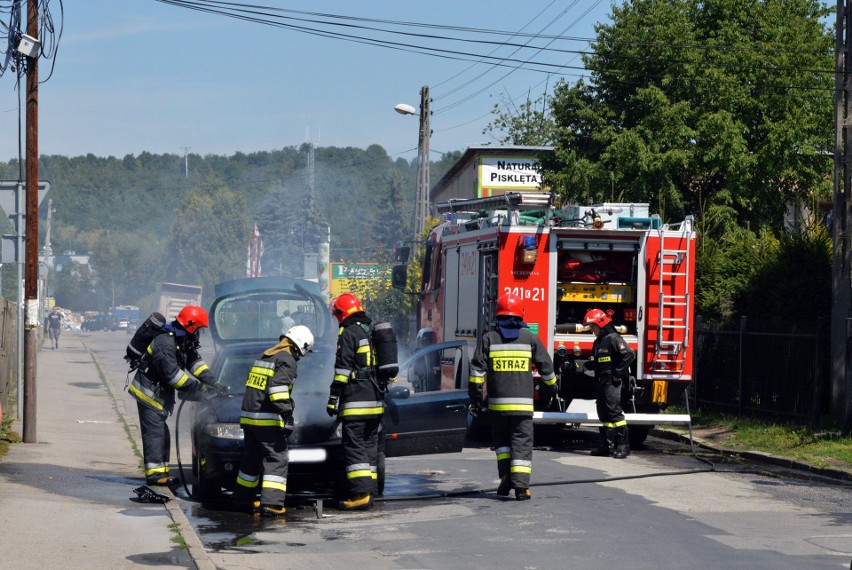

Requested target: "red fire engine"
[{"left": 396, "top": 191, "right": 695, "bottom": 446}]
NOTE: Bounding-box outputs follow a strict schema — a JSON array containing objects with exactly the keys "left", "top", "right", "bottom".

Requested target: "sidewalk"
[{"left": 0, "top": 333, "right": 209, "bottom": 570}]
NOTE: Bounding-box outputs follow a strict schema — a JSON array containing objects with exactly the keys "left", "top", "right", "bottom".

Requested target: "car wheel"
[
  {"left": 192, "top": 452, "right": 219, "bottom": 499},
  {"left": 376, "top": 449, "right": 385, "bottom": 497}
]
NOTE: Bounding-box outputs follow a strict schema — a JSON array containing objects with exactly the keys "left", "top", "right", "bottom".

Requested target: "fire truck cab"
[{"left": 397, "top": 191, "right": 696, "bottom": 446}]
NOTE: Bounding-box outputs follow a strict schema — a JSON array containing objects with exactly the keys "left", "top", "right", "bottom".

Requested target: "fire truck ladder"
[
  {"left": 435, "top": 191, "right": 555, "bottom": 216},
  {"left": 653, "top": 216, "right": 694, "bottom": 372}
]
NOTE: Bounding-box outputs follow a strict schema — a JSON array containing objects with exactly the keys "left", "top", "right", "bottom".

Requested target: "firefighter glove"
[
  {"left": 282, "top": 414, "right": 294, "bottom": 436},
  {"left": 326, "top": 395, "right": 339, "bottom": 417},
  {"left": 468, "top": 401, "right": 483, "bottom": 418}
]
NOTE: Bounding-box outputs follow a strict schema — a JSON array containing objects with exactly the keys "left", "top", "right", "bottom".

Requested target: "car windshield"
[{"left": 213, "top": 291, "right": 330, "bottom": 342}]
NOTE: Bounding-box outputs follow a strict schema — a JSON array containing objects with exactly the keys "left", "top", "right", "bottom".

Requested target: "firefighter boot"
[
  {"left": 515, "top": 488, "right": 531, "bottom": 501},
  {"left": 497, "top": 475, "right": 512, "bottom": 497},
  {"left": 148, "top": 475, "right": 179, "bottom": 487},
  {"left": 612, "top": 426, "right": 630, "bottom": 459},
  {"left": 339, "top": 493, "right": 374, "bottom": 511},
  {"left": 589, "top": 427, "right": 612, "bottom": 457},
  {"left": 234, "top": 499, "right": 261, "bottom": 514},
  {"left": 261, "top": 505, "right": 286, "bottom": 518}
]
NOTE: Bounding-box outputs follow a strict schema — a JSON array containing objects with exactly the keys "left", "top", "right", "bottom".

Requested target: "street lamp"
[{"left": 395, "top": 85, "right": 431, "bottom": 239}]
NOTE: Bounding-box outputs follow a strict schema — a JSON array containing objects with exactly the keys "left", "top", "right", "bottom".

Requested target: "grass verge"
[
  {"left": 668, "top": 408, "right": 852, "bottom": 471},
  {"left": 0, "top": 414, "right": 20, "bottom": 461}
]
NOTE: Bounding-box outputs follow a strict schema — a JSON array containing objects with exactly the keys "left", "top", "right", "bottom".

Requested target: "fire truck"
[{"left": 395, "top": 191, "right": 695, "bottom": 446}]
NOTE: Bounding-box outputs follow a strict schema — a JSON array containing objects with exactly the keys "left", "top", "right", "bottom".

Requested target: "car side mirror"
[
  {"left": 394, "top": 246, "right": 410, "bottom": 263},
  {"left": 387, "top": 385, "right": 410, "bottom": 400},
  {"left": 391, "top": 265, "right": 407, "bottom": 290}
]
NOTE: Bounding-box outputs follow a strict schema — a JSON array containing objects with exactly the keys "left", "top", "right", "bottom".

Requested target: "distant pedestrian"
[
  {"left": 45, "top": 307, "right": 64, "bottom": 350},
  {"left": 233, "top": 325, "right": 314, "bottom": 518},
  {"left": 584, "top": 308, "right": 635, "bottom": 459},
  {"left": 280, "top": 310, "right": 295, "bottom": 333},
  {"left": 469, "top": 293, "right": 556, "bottom": 501}
]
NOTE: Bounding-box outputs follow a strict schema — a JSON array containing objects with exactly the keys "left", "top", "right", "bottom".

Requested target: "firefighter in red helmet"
[
  {"left": 328, "top": 293, "right": 382, "bottom": 510},
  {"left": 583, "top": 308, "right": 635, "bottom": 459},
  {"left": 128, "top": 305, "right": 222, "bottom": 486},
  {"left": 469, "top": 293, "right": 556, "bottom": 500}
]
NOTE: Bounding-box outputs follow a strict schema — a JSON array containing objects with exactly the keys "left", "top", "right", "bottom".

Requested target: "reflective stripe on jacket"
[
  {"left": 240, "top": 347, "right": 297, "bottom": 429},
  {"left": 127, "top": 331, "right": 203, "bottom": 415},
  {"left": 469, "top": 328, "right": 556, "bottom": 417}
]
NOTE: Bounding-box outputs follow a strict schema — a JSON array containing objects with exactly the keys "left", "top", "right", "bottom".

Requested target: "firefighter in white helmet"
[
  {"left": 469, "top": 293, "right": 557, "bottom": 500},
  {"left": 584, "top": 308, "right": 636, "bottom": 459},
  {"left": 233, "top": 325, "right": 314, "bottom": 518}
]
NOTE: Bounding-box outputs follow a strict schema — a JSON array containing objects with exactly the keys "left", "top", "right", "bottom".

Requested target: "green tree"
[
  {"left": 163, "top": 177, "right": 251, "bottom": 305},
  {"left": 483, "top": 85, "right": 557, "bottom": 146},
  {"left": 543, "top": 0, "right": 834, "bottom": 231}
]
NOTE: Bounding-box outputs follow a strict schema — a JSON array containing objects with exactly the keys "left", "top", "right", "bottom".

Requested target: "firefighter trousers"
[
  {"left": 137, "top": 402, "right": 172, "bottom": 484},
  {"left": 491, "top": 414, "right": 534, "bottom": 490},
  {"left": 234, "top": 425, "right": 289, "bottom": 507},
  {"left": 341, "top": 418, "right": 380, "bottom": 496}
]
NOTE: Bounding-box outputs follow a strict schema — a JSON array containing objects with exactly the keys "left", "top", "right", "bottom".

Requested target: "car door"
[{"left": 383, "top": 341, "right": 471, "bottom": 457}]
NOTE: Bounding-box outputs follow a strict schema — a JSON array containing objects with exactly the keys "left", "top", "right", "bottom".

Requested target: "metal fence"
[
  {"left": 692, "top": 315, "right": 829, "bottom": 425},
  {"left": 0, "top": 298, "right": 18, "bottom": 420}
]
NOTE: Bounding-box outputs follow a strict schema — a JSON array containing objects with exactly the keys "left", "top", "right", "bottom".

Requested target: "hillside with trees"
[{"left": 0, "top": 145, "right": 460, "bottom": 317}]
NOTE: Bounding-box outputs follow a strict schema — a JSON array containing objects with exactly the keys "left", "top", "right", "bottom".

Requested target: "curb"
[{"left": 650, "top": 428, "right": 852, "bottom": 483}]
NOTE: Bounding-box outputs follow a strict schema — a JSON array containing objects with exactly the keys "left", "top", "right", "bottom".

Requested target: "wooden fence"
[{"left": 0, "top": 298, "right": 18, "bottom": 420}]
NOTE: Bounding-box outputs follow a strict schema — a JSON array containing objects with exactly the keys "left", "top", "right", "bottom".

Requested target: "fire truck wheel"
[{"left": 629, "top": 425, "right": 651, "bottom": 449}]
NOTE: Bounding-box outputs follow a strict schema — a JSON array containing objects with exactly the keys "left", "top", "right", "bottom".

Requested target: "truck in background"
[
  {"left": 111, "top": 305, "right": 141, "bottom": 330},
  {"left": 157, "top": 282, "right": 203, "bottom": 321}
]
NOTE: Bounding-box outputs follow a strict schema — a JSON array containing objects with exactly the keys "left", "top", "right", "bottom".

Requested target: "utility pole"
[
  {"left": 832, "top": 0, "right": 852, "bottom": 431},
  {"left": 182, "top": 146, "right": 190, "bottom": 178},
  {"left": 415, "top": 85, "right": 431, "bottom": 239},
  {"left": 22, "top": 0, "right": 39, "bottom": 443}
]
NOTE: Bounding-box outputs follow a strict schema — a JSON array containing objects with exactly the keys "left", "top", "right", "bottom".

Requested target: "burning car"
[{"left": 189, "top": 277, "right": 470, "bottom": 500}]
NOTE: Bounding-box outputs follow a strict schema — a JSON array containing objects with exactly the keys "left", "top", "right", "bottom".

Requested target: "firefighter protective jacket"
[
  {"left": 240, "top": 343, "right": 298, "bottom": 429},
  {"left": 128, "top": 330, "right": 212, "bottom": 416},
  {"left": 590, "top": 327, "right": 636, "bottom": 381},
  {"left": 469, "top": 328, "right": 556, "bottom": 416},
  {"left": 331, "top": 313, "right": 384, "bottom": 421}
]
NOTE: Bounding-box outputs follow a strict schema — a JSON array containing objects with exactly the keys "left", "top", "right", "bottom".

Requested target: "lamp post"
[{"left": 394, "top": 85, "right": 431, "bottom": 239}]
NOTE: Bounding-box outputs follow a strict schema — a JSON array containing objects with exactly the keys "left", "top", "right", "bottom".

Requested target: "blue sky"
[{"left": 0, "top": 0, "right": 614, "bottom": 163}]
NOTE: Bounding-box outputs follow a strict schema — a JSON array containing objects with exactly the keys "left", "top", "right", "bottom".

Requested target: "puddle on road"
[{"left": 177, "top": 471, "right": 467, "bottom": 551}]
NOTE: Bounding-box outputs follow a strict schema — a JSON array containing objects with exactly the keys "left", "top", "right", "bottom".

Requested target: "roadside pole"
[{"left": 22, "top": 0, "right": 39, "bottom": 444}]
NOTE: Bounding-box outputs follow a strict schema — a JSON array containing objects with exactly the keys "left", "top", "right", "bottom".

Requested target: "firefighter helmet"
[
  {"left": 331, "top": 293, "right": 364, "bottom": 323},
  {"left": 285, "top": 325, "right": 314, "bottom": 356},
  {"left": 495, "top": 293, "right": 524, "bottom": 317},
  {"left": 583, "top": 308, "right": 611, "bottom": 328},
  {"left": 176, "top": 305, "right": 209, "bottom": 333}
]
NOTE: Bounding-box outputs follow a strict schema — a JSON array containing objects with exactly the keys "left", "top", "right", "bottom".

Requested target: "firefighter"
[
  {"left": 327, "top": 293, "right": 383, "bottom": 511},
  {"left": 469, "top": 293, "right": 557, "bottom": 501},
  {"left": 128, "top": 305, "right": 222, "bottom": 486},
  {"left": 233, "top": 325, "right": 314, "bottom": 518},
  {"left": 584, "top": 308, "right": 636, "bottom": 459}
]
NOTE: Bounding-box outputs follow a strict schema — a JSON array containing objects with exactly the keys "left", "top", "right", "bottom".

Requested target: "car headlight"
[{"left": 204, "top": 423, "right": 244, "bottom": 440}]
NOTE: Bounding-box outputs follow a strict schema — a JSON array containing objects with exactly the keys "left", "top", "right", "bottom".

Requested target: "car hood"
[{"left": 202, "top": 350, "right": 341, "bottom": 446}]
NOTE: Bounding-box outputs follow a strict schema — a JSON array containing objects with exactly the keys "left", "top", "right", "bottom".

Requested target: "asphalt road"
[{"left": 90, "top": 329, "right": 852, "bottom": 570}]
